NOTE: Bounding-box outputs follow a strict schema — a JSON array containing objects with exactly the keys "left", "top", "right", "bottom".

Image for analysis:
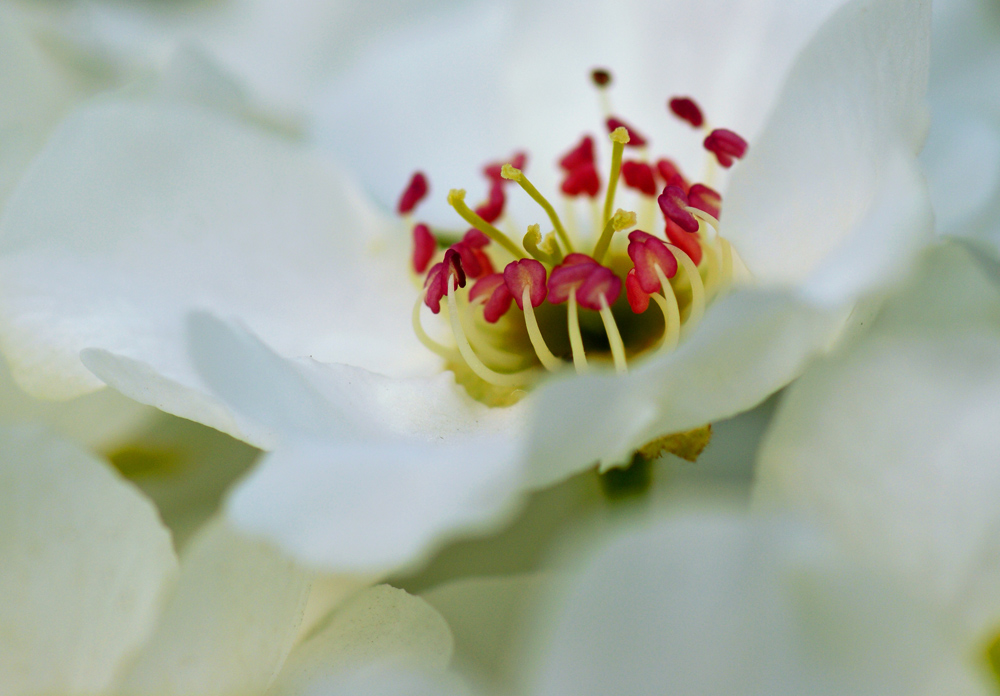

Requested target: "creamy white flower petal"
[
  {"left": 0, "top": 97, "right": 433, "bottom": 436},
  {"left": 116, "top": 517, "right": 311, "bottom": 696},
  {"left": 292, "top": 665, "right": 472, "bottom": 696},
  {"left": 532, "top": 510, "right": 990, "bottom": 696},
  {"left": 0, "top": 425, "right": 178, "bottom": 696},
  {"left": 723, "top": 0, "right": 932, "bottom": 301},
  {"left": 754, "top": 241, "right": 1000, "bottom": 642},
  {"left": 268, "top": 584, "right": 453, "bottom": 696}
]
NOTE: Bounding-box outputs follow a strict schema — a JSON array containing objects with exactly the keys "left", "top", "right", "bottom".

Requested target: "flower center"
[{"left": 401, "top": 69, "right": 748, "bottom": 405}]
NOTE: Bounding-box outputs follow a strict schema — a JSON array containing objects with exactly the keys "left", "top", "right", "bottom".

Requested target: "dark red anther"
[
  {"left": 412, "top": 223, "right": 436, "bottom": 274},
  {"left": 688, "top": 183, "right": 721, "bottom": 219},
  {"left": 627, "top": 230, "right": 678, "bottom": 294},
  {"left": 665, "top": 218, "right": 703, "bottom": 266},
  {"left": 474, "top": 182, "right": 506, "bottom": 223},
  {"left": 626, "top": 268, "right": 650, "bottom": 313},
  {"left": 668, "top": 97, "right": 704, "bottom": 128},
  {"left": 469, "top": 273, "right": 513, "bottom": 323},
  {"left": 504, "top": 259, "right": 548, "bottom": 310},
  {"left": 703, "top": 128, "right": 748, "bottom": 168},
  {"left": 577, "top": 265, "right": 622, "bottom": 311},
  {"left": 397, "top": 171, "right": 429, "bottom": 215},
  {"left": 485, "top": 152, "right": 528, "bottom": 183},
  {"left": 591, "top": 68, "right": 612, "bottom": 87},
  {"left": 449, "top": 238, "right": 494, "bottom": 280},
  {"left": 560, "top": 162, "right": 601, "bottom": 198},
  {"left": 423, "top": 248, "right": 465, "bottom": 314},
  {"left": 559, "top": 136, "right": 595, "bottom": 171},
  {"left": 657, "top": 185, "right": 699, "bottom": 233},
  {"left": 621, "top": 160, "right": 657, "bottom": 197},
  {"left": 606, "top": 117, "right": 647, "bottom": 147},
  {"left": 655, "top": 158, "right": 689, "bottom": 193}
]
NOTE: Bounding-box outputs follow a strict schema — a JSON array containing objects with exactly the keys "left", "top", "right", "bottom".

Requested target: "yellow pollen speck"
[
  {"left": 610, "top": 126, "right": 630, "bottom": 144},
  {"left": 500, "top": 163, "right": 522, "bottom": 181},
  {"left": 447, "top": 188, "right": 466, "bottom": 205},
  {"left": 612, "top": 208, "right": 636, "bottom": 231}
]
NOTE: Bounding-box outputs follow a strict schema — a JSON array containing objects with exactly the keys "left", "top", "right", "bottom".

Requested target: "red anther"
[
  {"left": 474, "top": 182, "right": 506, "bottom": 223},
  {"left": 657, "top": 185, "right": 699, "bottom": 233},
  {"left": 627, "top": 230, "right": 678, "bottom": 293},
  {"left": 462, "top": 228, "right": 490, "bottom": 249},
  {"left": 397, "top": 171, "right": 429, "bottom": 215},
  {"left": 484, "top": 152, "right": 528, "bottom": 183},
  {"left": 504, "top": 259, "right": 548, "bottom": 310},
  {"left": 559, "top": 136, "right": 595, "bottom": 171},
  {"left": 547, "top": 254, "right": 599, "bottom": 305},
  {"left": 560, "top": 162, "right": 601, "bottom": 198},
  {"left": 626, "top": 268, "right": 650, "bottom": 313},
  {"left": 655, "top": 158, "right": 689, "bottom": 193},
  {"left": 621, "top": 160, "right": 657, "bottom": 196},
  {"left": 577, "top": 265, "right": 622, "bottom": 311},
  {"left": 606, "top": 117, "right": 648, "bottom": 147},
  {"left": 688, "top": 183, "right": 721, "bottom": 219},
  {"left": 703, "top": 128, "right": 748, "bottom": 168},
  {"left": 668, "top": 97, "right": 704, "bottom": 128},
  {"left": 591, "top": 68, "right": 612, "bottom": 87},
  {"left": 449, "top": 239, "right": 494, "bottom": 280},
  {"left": 469, "top": 273, "right": 513, "bottom": 323},
  {"left": 412, "top": 223, "right": 436, "bottom": 274},
  {"left": 423, "top": 248, "right": 465, "bottom": 314},
  {"left": 665, "top": 218, "right": 703, "bottom": 266}
]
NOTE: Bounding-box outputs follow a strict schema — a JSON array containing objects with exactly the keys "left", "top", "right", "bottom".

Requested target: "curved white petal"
[
  {"left": 723, "top": 0, "right": 932, "bottom": 301},
  {"left": 0, "top": 98, "right": 434, "bottom": 438},
  {"left": 0, "top": 425, "right": 178, "bottom": 696},
  {"left": 268, "top": 584, "right": 453, "bottom": 696},
  {"left": 753, "top": 242, "right": 1000, "bottom": 643},
  {"left": 116, "top": 517, "right": 311, "bottom": 696},
  {"left": 532, "top": 510, "right": 990, "bottom": 696}
]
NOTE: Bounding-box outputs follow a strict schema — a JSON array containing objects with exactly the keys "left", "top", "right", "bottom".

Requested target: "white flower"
[{"left": 0, "top": 0, "right": 934, "bottom": 574}]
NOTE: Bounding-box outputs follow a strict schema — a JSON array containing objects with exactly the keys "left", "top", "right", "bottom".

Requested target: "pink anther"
[
  {"left": 474, "top": 181, "right": 506, "bottom": 223},
  {"left": 688, "top": 183, "right": 721, "bottom": 219},
  {"left": 423, "top": 248, "right": 465, "bottom": 314},
  {"left": 548, "top": 254, "right": 620, "bottom": 310},
  {"left": 655, "top": 158, "right": 689, "bottom": 193},
  {"left": 627, "top": 230, "right": 678, "bottom": 294},
  {"left": 462, "top": 228, "right": 490, "bottom": 248},
  {"left": 665, "top": 219, "right": 703, "bottom": 266},
  {"left": 668, "top": 97, "right": 704, "bottom": 128},
  {"left": 469, "top": 273, "right": 513, "bottom": 323},
  {"left": 626, "top": 268, "right": 650, "bottom": 314},
  {"left": 449, "top": 238, "right": 494, "bottom": 280},
  {"left": 561, "top": 162, "right": 601, "bottom": 198},
  {"left": 504, "top": 259, "right": 548, "bottom": 310},
  {"left": 577, "top": 265, "right": 622, "bottom": 311},
  {"left": 397, "top": 171, "right": 429, "bottom": 215},
  {"left": 657, "top": 185, "right": 699, "bottom": 233},
  {"left": 559, "top": 136, "right": 595, "bottom": 171},
  {"left": 485, "top": 152, "right": 528, "bottom": 183},
  {"left": 412, "top": 223, "right": 436, "bottom": 274},
  {"left": 703, "top": 128, "right": 748, "bottom": 168},
  {"left": 621, "top": 160, "right": 657, "bottom": 196},
  {"left": 606, "top": 117, "right": 648, "bottom": 147}
]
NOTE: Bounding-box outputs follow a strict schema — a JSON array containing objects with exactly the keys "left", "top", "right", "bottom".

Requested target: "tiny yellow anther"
[
  {"left": 609, "top": 126, "right": 630, "bottom": 145},
  {"left": 501, "top": 164, "right": 522, "bottom": 181}
]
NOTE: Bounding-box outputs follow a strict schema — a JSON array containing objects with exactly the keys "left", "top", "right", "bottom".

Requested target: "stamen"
[
  {"left": 603, "top": 127, "right": 630, "bottom": 225},
  {"left": 456, "top": 292, "right": 526, "bottom": 371},
  {"left": 657, "top": 185, "right": 699, "bottom": 233},
  {"left": 598, "top": 295, "right": 627, "bottom": 374},
  {"left": 446, "top": 275, "right": 533, "bottom": 387},
  {"left": 626, "top": 268, "right": 650, "bottom": 313},
  {"left": 606, "top": 117, "right": 647, "bottom": 147},
  {"left": 688, "top": 183, "right": 721, "bottom": 219},
  {"left": 469, "top": 273, "right": 513, "bottom": 323},
  {"left": 447, "top": 189, "right": 524, "bottom": 259},
  {"left": 656, "top": 158, "right": 689, "bottom": 192},
  {"left": 653, "top": 266, "right": 681, "bottom": 353},
  {"left": 591, "top": 68, "right": 612, "bottom": 87},
  {"left": 668, "top": 97, "right": 704, "bottom": 129},
  {"left": 412, "top": 291, "right": 460, "bottom": 362},
  {"left": 561, "top": 162, "right": 600, "bottom": 198},
  {"left": 621, "top": 160, "right": 657, "bottom": 196},
  {"left": 523, "top": 224, "right": 562, "bottom": 265},
  {"left": 627, "top": 230, "right": 678, "bottom": 293},
  {"left": 474, "top": 181, "right": 506, "bottom": 223},
  {"left": 485, "top": 152, "right": 527, "bottom": 183},
  {"left": 397, "top": 171, "right": 429, "bottom": 215},
  {"left": 501, "top": 164, "right": 574, "bottom": 253},
  {"left": 423, "top": 248, "right": 466, "bottom": 314},
  {"left": 668, "top": 243, "right": 705, "bottom": 332},
  {"left": 592, "top": 208, "right": 637, "bottom": 264},
  {"left": 521, "top": 288, "right": 561, "bottom": 372},
  {"left": 703, "top": 128, "right": 748, "bottom": 168},
  {"left": 665, "top": 218, "right": 703, "bottom": 266},
  {"left": 567, "top": 292, "right": 588, "bottom": 373},
  {"left": 559, "top": 136, "right": 595, "bottom": 172},
  {"left": 412, "top": 223, "right": 436, "bottom": 274}
]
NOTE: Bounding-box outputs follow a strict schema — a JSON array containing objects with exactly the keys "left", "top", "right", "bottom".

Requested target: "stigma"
[{"left": 399, "top": 70, "right": 747, "bottom": 402}]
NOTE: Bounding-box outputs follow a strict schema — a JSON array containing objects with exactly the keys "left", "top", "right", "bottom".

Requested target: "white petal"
[
  {"left": 0, "top": 425, "right": 177, "bottom": 695},
  {"left": 268, "top": 585, "right": 453, "bottom": 696},
  {"left": 754, "top": 241, "right": 1000, "bottom": 642},
  {"left": 723, "top": 0, "right": 933, "bottom": 302},
  {"left": 0, "top": 98, "right": 433, "bottom": 439},
  {"left": 292, "top": 665, "right": 472, "bottom": 696},
  {"left": 117, "top": 517, "right": 311, "bottom": 696},
  {"left": 532, "top": 510, "right": 990, "bottom": 696}
]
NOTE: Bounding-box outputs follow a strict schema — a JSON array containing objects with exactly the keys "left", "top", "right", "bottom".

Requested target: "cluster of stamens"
[{"left": 400, "top": 70, "right": 747, "bottom": 398}]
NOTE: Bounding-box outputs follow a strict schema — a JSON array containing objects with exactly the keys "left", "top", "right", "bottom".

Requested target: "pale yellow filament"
[
  {"left": 460, "top": 295, "right": 529, "bottom": 372},
  {"left": 501, "top": 165, "right": 574, "bottom": 253},
  {"left": 598, "top": 296, "right": 627, "bottom": 374},
  {"left": 413, "top": 292, "right": 461, "bottom": 362},
  {"left": 667, "top": 244, "right": 705, "bottom": 334},
  {"left": 602, "top": 127, "right": 629, "bottom": 225},
  {"left": 653, "top": 266, "right": 681, "bottom": 353},
  {"left": 567, "top": 292, "right": 588, "bottom": 374},
  {"left": 448, "top": 189, "right": 524, "bottom": 259},
  {"left": 521, "top": 288, "right": 562, "bottom": 372}
]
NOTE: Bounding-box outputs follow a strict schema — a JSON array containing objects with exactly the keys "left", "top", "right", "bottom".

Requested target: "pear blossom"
[{"left": 0, "top": 0, "right": 934, "bottom": 574}]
